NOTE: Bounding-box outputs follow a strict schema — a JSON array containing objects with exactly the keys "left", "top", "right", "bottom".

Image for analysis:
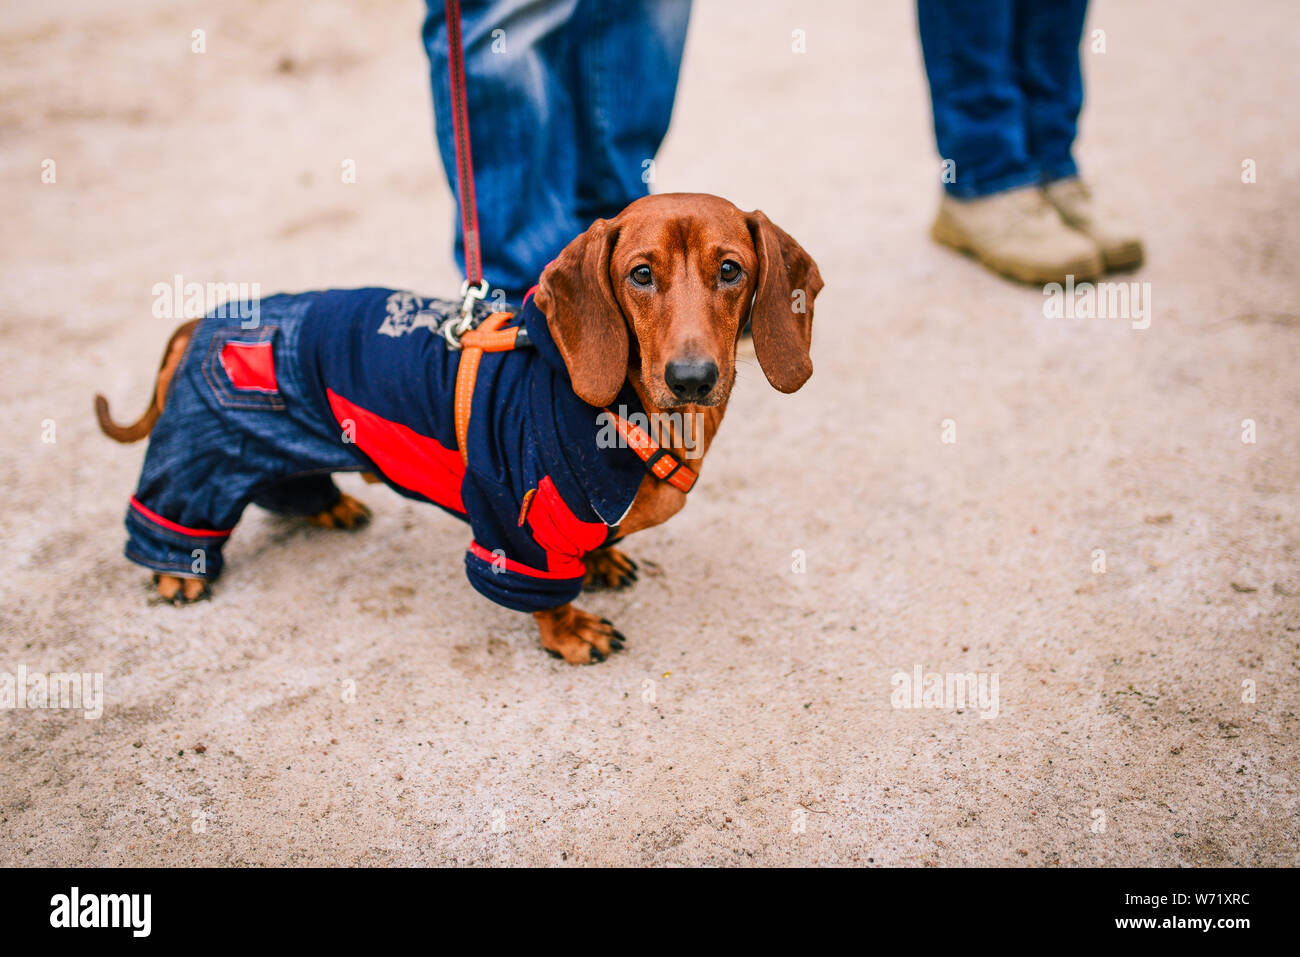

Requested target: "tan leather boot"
[
  {"left": 931, "top": 185, "right": 1104, "bottom": 284},
  {"left": 1044, "top": 177, "right": 1145, "bottom": 272}
]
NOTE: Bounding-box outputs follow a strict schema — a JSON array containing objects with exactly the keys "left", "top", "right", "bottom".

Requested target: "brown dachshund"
[{"left": 96, "top": 193, "right": 823, "bottom": 662}]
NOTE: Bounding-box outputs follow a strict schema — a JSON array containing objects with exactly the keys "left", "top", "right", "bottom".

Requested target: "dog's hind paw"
[
  {"left": 154, "top": 574, "right": 209, "bottom": 605},
  {"left": 583, "top": 546, "right": 638, "bottom": 590},
  {"left": 305, "top": 493, "right": 372, "bottom": 530}
]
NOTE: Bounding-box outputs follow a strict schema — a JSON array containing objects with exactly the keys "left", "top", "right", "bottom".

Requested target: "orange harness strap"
[
  {"left": 454, "top": 311, "right": 520, "bottom": 465},
  {"left": 453, "top": 311, "right": 698, "bottom": 493},
  {"left": 605, "top": 414, "right": 698, "bottom": 493}
]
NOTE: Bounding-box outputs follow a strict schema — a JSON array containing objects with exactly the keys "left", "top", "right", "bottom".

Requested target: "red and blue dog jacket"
[{"left": 124, "top": 289, "right": 650, "bottom": 612}]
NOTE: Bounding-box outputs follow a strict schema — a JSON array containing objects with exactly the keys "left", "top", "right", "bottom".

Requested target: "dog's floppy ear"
[
  {"left": 535, "top": 219, "right": 629, "bottom": 407},
  {"left": 746, "top": 210, "right": 823, "bottom": 393}
]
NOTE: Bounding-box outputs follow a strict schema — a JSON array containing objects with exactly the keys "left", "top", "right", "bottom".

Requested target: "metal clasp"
[{"left": 441, "top": 278, "right": 490, "bottom": 349}]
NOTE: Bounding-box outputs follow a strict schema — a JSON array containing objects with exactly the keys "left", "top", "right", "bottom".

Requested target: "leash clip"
[{"left": 442, "top": 279, "right": 490, "bottom": 350}]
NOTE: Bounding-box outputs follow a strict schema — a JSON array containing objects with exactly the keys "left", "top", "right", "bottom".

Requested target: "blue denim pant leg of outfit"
[
  {"left": 124, "top": 296, "right": 362, "bottom": 581},
  {"left": 917, "top": 0, "right": 1089, "bottom": 198},
  {"left": 422, "top": 0, "right": 691, "bottom": 302}
]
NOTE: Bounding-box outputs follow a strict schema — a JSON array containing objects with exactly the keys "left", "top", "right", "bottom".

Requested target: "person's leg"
[
  {"left": 567, "top": 0, "right": 691, "bottom": 222},
  {"left": 918, "top": 0, "right": 1103, "bottom": 282},
  {"left": 1013, "top": 0, "right": 1089, "bottom": 184},
  {"left": 423, "top": 0, "right": 582, "bottom": 302},
  {"left": 917, "top": 0, "right": 1035, "bottom": 198},
  {"left": 1014, "top": 0, "right": 1143, "bottom": 270}
]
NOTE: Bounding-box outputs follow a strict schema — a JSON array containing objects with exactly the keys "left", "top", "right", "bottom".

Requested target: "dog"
[{"left": 95, "top": 193, "right": 823, "bottom": 663}]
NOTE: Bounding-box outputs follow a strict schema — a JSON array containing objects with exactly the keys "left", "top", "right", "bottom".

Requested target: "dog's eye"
[
  {"left": 630, "top": 265, "right": 653, "bottom": 286},
  {"left": 719, "top": 260, "right": 741, "bottom": 283}
]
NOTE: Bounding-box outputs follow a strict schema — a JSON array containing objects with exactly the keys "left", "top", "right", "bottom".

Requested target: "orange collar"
[{"left": 452, "top": 310, "right": 697, "bottom": 493}]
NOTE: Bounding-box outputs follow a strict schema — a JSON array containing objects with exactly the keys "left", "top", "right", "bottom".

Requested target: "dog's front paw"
[
  {"left": 533, "top": 604, "right": 626, "bottom": 664},
  {"left": 304, "top": 493, "right": 372, "bottom": 530},
  {"left": 583, "top": 546, "right": 638, "bottom": 590},
  {"left": 154, "top": 574, "right": 209, "bottom": 605}
]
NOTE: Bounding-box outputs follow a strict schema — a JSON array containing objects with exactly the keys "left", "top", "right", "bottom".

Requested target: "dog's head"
[{"left": 534, "top": 193, "right": 823, "bottom": 410}]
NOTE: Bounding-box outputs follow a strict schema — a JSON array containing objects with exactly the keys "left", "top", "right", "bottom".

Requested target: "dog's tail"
[
  {"left": 94, "top": 392, "right": 159, "bottom": 443},
  {"left": 94, "top": 319, "right": 199, "bottom": 443}
]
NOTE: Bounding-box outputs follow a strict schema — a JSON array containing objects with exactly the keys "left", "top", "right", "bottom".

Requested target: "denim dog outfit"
[{"left": 124, "top": 288, "right": 660, "bottom": 612}]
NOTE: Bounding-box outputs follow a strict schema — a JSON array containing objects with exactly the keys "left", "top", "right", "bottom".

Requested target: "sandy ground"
[{"left": 1, "top": 0, "right": 1297, "bottom": 867}]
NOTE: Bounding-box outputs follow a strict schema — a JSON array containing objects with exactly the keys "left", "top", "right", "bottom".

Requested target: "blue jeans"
[
  {"left": 918, "top": 0, "right": 1089, "bottom": 198},
  {"left": 124, "top": 296, "right": 366, "bottom": 580},
  {"left": 423, "top": 0, "right": 691, "bottom": 303}
]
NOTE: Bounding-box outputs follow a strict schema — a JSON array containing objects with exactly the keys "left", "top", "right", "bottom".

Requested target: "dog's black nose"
[{"left": 664, "top": 358, "right": 718, "bottom": 402}]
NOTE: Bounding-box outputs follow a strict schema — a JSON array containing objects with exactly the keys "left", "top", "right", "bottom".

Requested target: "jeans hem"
[
  {"left": 944, "top": 168, "right": 1042, "bottom": 200},
  {"left": 1039, "top": 160, "right": 1081, "bottom": 186},
  {"left": 124, "top": 547, "right": 221, "bottom": 581}
]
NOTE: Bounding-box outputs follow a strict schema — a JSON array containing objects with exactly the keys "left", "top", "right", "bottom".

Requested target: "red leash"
[{"left": 444, "top": 0, "right": 488, "bottom": 337}]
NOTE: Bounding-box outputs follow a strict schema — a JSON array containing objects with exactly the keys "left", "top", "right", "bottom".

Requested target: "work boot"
[
  {"left": 1044, "top": 177, "right": 1145, "bottom": 272},
  {"left": 930, "top": 185, "right": 1103, "bottom": 284}
]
